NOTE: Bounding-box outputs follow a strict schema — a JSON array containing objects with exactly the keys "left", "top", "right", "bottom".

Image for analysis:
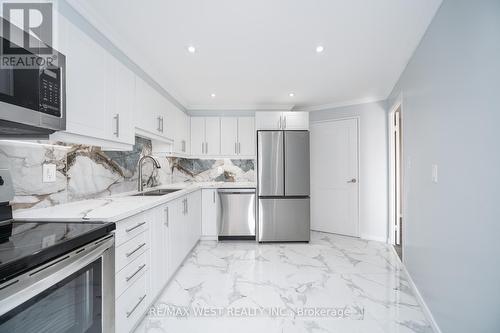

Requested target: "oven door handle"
[{"left": 0, "top": 235, "right": 115, "bottom": 316}]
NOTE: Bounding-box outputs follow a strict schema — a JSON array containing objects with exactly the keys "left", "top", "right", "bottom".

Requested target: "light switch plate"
[
  {"left": 42, "top": 164, "right": 57, "bottom": 183},
  {"left": 431, "top": 164, "right": 438, "bottom": 183}
]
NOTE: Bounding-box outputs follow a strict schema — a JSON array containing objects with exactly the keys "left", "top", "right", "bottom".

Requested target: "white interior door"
[{"left": 310, "top": 118, "right": 359, "bottom": 237}]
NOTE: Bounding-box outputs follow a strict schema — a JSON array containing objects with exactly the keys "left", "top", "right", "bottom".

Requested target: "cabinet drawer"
[
  {"left": 116, "top": 232, "right": 149, "bottom": 273},
  {"left": 116, "top": 273, "right": 148, "bottom": 333},
  {"left": 115, "top": 251, "right": 148, "bottom": 299},
  {"left": 115, "top": 212, "right": 150, "bottom": 246}
]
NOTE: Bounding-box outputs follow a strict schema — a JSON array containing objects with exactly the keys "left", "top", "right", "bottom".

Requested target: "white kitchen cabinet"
[
  {"left": 220, "top": 118, "right": 238, "bottom": 155},
  {"left": 255, "top": 112, "right": 282, "bottom": 130},
  {"left": 255, "top": 112, "right": 309, "bottom": 130},
  {"left": 56, "top": 17, "right": 108, "bottom": 139},
  {"left": 172, "top": 109, "right": 190, "bottom": 155},
  {"left": 281, "top": 112, "right": 309, "bottom": 130},
  {"left": 237, "top": 117, "right": 256, "bottom": 156},
  {"left": 105, "top": 56, "right": 135, "bottom": 146},
  {"left": 187, "top": 190, "right": 202, "bottom": 247},
  {"left": 212, "top": 117, "right": 255, "bottom": 157},
  {"left": 190, "top": 117, "right": 205, "bottom": 155},
  {"left": 149, "top": 205, "right": 169, "bottom": 299},
  {"left": 201, "top": 189, "right": 219, "bottom": 240},
  {"left": 205, "top": 118, "right": 221, "bottom": 155},
  {"left": 51, "top": 15, "right": 135, "bottom": 150},
  {"left": 134, "top": 76, "right": 168, "bottom": 138},
  {"left": 191, "top": 117, "right": 221, "bottom": 156}
]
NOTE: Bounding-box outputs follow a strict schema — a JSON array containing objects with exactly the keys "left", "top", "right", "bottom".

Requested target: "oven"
[{"left": 0, "top": 235, "right": 115, "bottom": 333}]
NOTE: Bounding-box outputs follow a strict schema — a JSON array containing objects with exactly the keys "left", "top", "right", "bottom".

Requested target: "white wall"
[
  {"left": 386, "top": 1, "right": 500, "bottom": 332},
  {"left": 310, "top": 101, "right": 388, "bottom": 242}
]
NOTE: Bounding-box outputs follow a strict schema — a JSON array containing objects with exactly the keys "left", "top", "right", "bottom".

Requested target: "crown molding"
[
  {"left": 292, "top": 96, "right": 387, "bottom": 112},
  {"left": 187, "top": 104, "right": 295, "bottom": 112}
]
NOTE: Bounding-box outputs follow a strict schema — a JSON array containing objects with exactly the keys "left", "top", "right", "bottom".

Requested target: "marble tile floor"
[{"left": 134, "top": 231, "right": 433, "bottom": 333}]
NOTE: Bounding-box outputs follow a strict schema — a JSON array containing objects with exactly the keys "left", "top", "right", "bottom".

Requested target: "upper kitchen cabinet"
[
  {"left": 281, "top": 112, "right": 309, "bottom": 130},
  {"left": 237, "top": 117, "right": 256, "bottom": 156},
  {"left": 134, "top": 76, "right": 170, "bottom": 142},
  {"left": 190, "top": 117, "right": 221, "bottom": 156},
  {"left": 220, "top": 117, "right": 255, "bottom": 157},
  {"left": 220, "top": 118, "right": 238, "bottom": 155},
  {"left": 51, "top": 14, "right": 135, "bottom": 150},
  {"left": 171, "top": 108, "right": 190, "bottom": 155},
  {"left": 104, "top": 57, "right": 135, "bottom": 146},
  {"left": 255, "top": 112, "right": 309, "bottom": 130}
]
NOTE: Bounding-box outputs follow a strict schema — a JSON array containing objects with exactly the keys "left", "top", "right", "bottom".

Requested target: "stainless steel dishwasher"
[{"left": 218, "top": 188, "right": 256, "bottom": 240}]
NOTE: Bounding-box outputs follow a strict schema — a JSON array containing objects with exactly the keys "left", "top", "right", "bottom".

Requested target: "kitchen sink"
[{"left": 132, "top": 189, "right": 182, "bottom": 196}]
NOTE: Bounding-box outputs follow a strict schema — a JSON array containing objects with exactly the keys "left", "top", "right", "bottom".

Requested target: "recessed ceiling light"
[
  {"left": 316, "top": 45, "right": 324, "bottom": 53},
  {"left": 187, "top": 46, "right": 196, "bottom": 53},
  {"left": 289, "top": 93, "right": 295, "bottom": 97},
  {"left": 210, "top": 93, "right": 216, "bottom": 98}
]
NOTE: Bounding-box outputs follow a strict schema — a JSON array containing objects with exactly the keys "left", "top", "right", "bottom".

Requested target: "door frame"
[
  {"left": 310, "top": 116, "right": 361, "bottom": 237},
  {"left": 388, "top": 94, "right": 405, "bottom": 257}
]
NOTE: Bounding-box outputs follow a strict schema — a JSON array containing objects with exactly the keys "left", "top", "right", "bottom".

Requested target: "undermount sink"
[{"left": 132, "top": 189, "right": 182, "bottom": 197}]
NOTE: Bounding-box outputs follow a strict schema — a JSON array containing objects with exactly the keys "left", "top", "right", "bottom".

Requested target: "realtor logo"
[
  {"left": 2, "top": 2, "right": 53, "bottom": 54},
  {"left": 0, "top": 1, "right": 57, "bottom": 68}
]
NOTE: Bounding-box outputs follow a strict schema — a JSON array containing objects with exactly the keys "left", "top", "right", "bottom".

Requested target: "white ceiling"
[{"left": 68, "top": 0, "right": 441, "bottom": 111}]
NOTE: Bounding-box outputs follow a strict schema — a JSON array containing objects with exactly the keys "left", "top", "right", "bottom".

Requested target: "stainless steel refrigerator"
[{"left": 257, "top": 130, "right": 310, "bottom": 242}]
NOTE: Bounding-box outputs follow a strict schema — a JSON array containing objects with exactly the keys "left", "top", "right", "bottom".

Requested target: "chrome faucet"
[{"left": 137, "top": 155, "right": 161, "bottom": 192}]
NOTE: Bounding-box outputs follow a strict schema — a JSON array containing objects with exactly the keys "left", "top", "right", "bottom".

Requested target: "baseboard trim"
[
  {"left": 391, "top": 247, "right": 442, "bottom": 333},
  {"left": 360, "top": 233, "right": 386, "bottom": 242}
]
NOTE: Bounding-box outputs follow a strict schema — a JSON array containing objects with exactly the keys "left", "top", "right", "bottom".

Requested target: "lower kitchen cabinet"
[
  {"left": 201, "top": 189, "right": 219, "bottom": 240},
  {"left": 149, "top": 204, "right": 170, "bottom": 299},
  {"left": 114, "top": 190, "right": 203, "bottom": 332}
]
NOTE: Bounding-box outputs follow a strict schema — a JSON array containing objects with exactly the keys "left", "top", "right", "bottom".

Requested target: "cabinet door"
[
  {"left": 134, "top": 77, "right": 156, "bottom": 133},
  {"left": 106, "top": 58, "right": 135, "bottom": 145},
  {"left": 187, "top": 190, "right": 202, "bottom": 248},
  {"left": 190, "top": 117, "right": 205, "bottom": 155},
  {"left": 282, "top": 112, "right": 309, "bottom": 130},
  {"left": 169, "top": 198, "right": 186, "bottom": 272},
  {"left": 149, "top": 207, "right": 168, "bottom": 298},
  {"left": 255, "top": 112, "right": 282, "bottom": 130},
  {"left": 237, "top": 117, "right": 255, "bottom": 156},
  {"left": 205, "top": 117, "right": 221, "bottom": 155},
  {"left": 201, "top": 189, "right": 219, "bottom": 238},
  {"left": 64, "top": 19, "right": 108, "bottom": 138},
  {"left": 220, "top": 118, "right": 238, "bottom": 156}
]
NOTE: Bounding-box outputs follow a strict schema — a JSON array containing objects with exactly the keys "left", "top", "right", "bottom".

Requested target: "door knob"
[{"left": 347, "top": 178, "right": 357, "bottom": 183}]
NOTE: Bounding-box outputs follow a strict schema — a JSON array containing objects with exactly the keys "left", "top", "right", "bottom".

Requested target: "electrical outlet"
[{"left": 43, "top": 164, "right": 57, "bottom": 183}]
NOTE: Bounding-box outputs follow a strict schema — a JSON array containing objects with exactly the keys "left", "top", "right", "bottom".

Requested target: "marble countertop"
[{"left": 13, "top": 182, "right": 256, "bottom": 223}]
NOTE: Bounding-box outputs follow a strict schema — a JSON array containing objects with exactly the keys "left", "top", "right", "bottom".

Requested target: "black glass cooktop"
[{"left": 0, "top": 220, "right": 115, "bottom": 284}]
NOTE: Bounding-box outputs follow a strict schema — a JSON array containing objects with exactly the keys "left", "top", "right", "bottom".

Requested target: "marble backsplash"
[{"left": 0, "top": 136, "right": 255, "bottom": 211}]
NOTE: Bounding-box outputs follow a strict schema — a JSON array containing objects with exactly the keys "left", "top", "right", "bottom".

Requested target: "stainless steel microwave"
[{"left": 0, "top": 19, "right": 66, "bottom": 139}]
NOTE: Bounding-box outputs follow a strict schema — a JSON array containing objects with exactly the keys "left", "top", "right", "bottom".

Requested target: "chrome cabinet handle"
[
  {"left": 347, "top": 178, "right": 357, "bottom": 183},
  {"left": 279, "top": 116, "right": 282, "bottom": 129},
  {"left": 165, "top": 206, "right": 169, "bottom": 226},
  {"left": 113, "top": 114, "right": 120, "bottom": 137},
  {"left": 235, "top": 142, "right": 237, "bottom": 154},
  {"left": 125, "top": 222, "right": 146, "bottom": 233},
  {"left": 157, "top": 116, "right": 162, "bottom": 132},
  {"left": 126, "top": 264, "right": 146, "bottom": 282},
  {"left": 201, "top": 142, "right": 204, "bottom": 154},
  {"left": 213, "top": 191, "right": 215, "bottom": 203},
  {"left": 283, "top": 116, "right": 286, "bottom": 129},
  {"left": 126, "top": 242, "right": 146, "bottom": 258},
  {"left": 205, "top": 142, "right": 208, "bottom": 154},
  {"left": 126, "top": 294, "right": 147, "bottom": 318},
  {"left": 238, "top": 142, "right": 241, "bottom": 154}
]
